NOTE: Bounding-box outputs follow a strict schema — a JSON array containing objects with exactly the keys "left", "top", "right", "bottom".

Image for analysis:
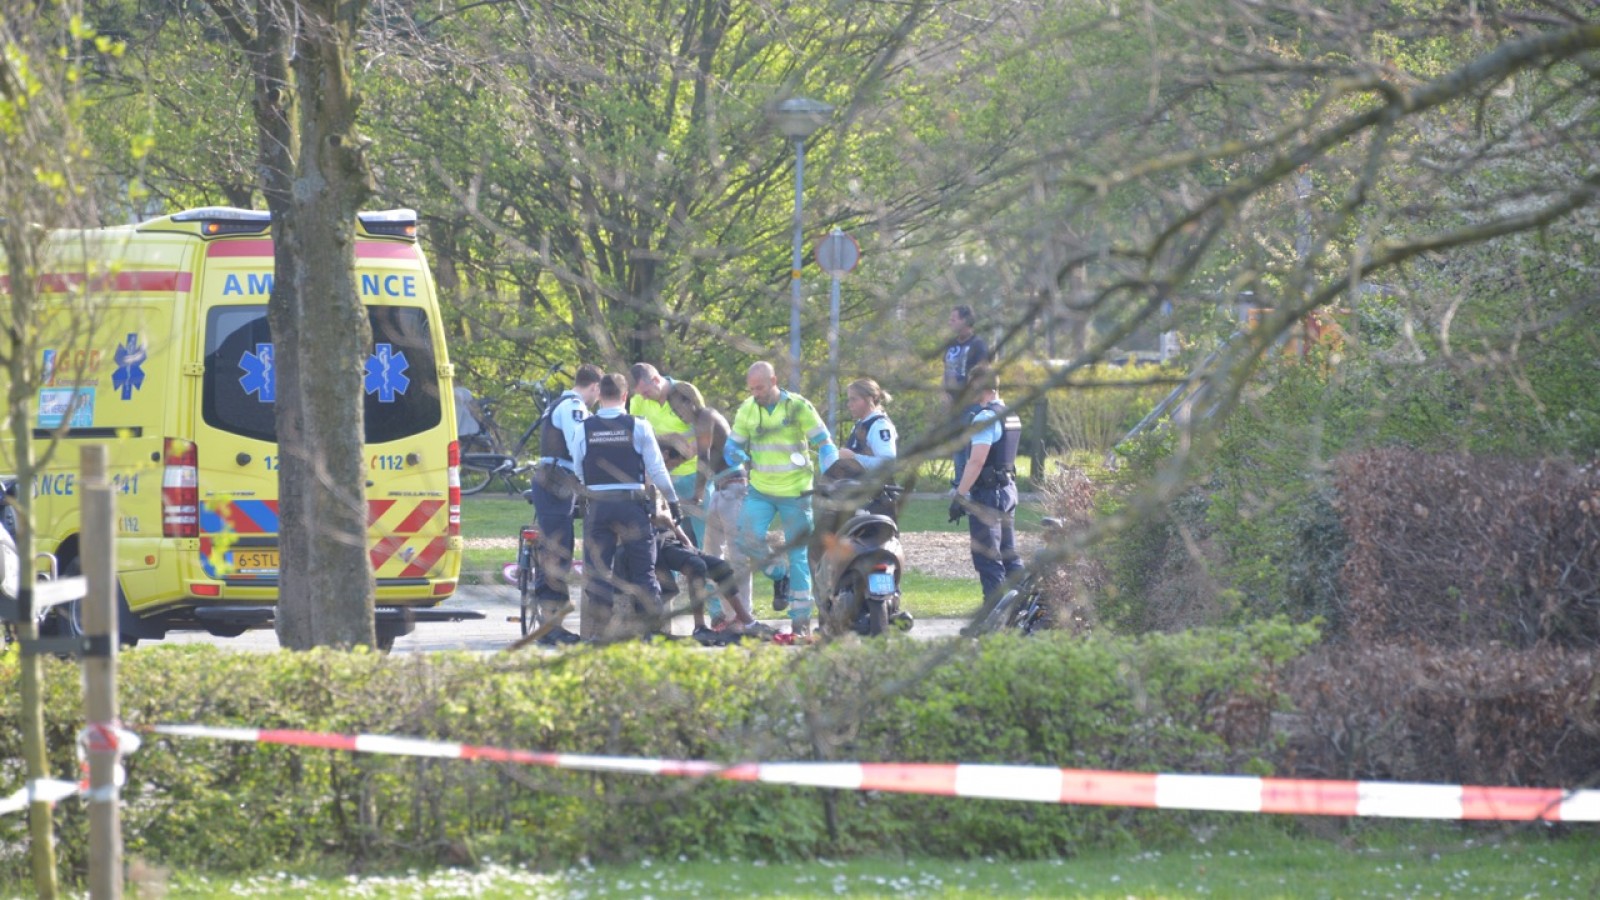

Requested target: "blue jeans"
[
  {"left": 968, "top": 483, "right": 1023, "bottom": 603},
  {"left": 736, "top": 487, "right": 814, "bottom": 621}
]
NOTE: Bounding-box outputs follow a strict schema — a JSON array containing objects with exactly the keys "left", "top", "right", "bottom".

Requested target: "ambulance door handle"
[
  {"left": 236, "top": 453, "right": 251, "bottom": 466},
  {"left": 406, "top": 453, "right": 420, "bottom": 467},
  {"left": 366, "top": 480, "right": 375, "bottom": 488}
]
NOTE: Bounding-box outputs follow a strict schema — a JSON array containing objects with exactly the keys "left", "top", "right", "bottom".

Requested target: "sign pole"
[
  {"left": 813, "top": 228, "right": 861, "bottom": 437},
  {"left": 828, "top": 273, "right": 841, "bottom": 433}
]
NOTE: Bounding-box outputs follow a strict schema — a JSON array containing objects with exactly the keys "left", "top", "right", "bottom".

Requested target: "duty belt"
[{"left": 587, "top": 488, "right": 650, "bottom": 503}]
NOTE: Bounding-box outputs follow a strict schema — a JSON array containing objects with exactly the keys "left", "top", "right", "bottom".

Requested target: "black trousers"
[
  {"left": 657, "top": 539, "right": 739, "bottom": 611},
  {"left": 583, "top": 496, "right": 661, "bottom": 628},
  {"left": 528, "top": 473, "right": 579, "bottom": 610}
]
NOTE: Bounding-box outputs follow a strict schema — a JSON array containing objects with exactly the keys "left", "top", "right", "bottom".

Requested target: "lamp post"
[{"left": 771, "top": 96, "right": 833, "bottom": 391}]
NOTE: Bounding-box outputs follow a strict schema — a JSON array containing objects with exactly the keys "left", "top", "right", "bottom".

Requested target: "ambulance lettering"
[
  {"left": 360, "top": 273, "right": 416, "bottom": 298},
  {"left": 33, "top": 473, "right": 75, "bottom": 497},
  {"left": 222, "top": 272, "right": 274, "bottom": 295}
]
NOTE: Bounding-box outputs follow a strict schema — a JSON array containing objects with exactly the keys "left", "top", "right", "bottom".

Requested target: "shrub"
[
  {"left": 1335, "top": 449, "right": 1600, "bottom": 647},
  {"left": 0, "top": 621, "right": 1315, "bottom": 881},
  {"left": 1032, "top": 465, "right": 1107, "bottom": 634},
  {"left": 1281, "top": 643, "right": 1600, "bottom": 787}
]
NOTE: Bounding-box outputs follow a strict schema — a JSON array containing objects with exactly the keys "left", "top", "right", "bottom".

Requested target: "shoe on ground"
[
  {"left": 771, "top": 575, "right": 790, "bottom": 611},
  {"left": 739, "top": 621, "right": 777, "bottom": 640},
  {"left": 691, "top": 626, "right": 727, "bottom": 647},
  {"left": 536, "top": 626, "right": 582, "bottom": 647}
]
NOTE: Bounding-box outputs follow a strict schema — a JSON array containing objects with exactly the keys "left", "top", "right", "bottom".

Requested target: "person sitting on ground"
[{"left": 649, "top": 495, "right": 775, "bottom": 645}]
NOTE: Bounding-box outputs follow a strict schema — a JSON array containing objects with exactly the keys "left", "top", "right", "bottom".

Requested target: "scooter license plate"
[{"left": 867, "top": 571, "right": 895, "bottom": 595}]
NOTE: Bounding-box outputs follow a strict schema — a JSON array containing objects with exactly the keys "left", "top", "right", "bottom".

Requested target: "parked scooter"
[{"left": 810, "top": 462, "right": 913, "bottom": 637}]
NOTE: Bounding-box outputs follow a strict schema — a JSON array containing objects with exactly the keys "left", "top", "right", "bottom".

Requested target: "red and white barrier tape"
[
  {"left": 0, "top": 723, "right": 143, "bottom": 817},
  {"left": 0, "top": 779, "right": 84, "bottom": 817},
  {"left": 150, "top": 723, "right": 1600, "bottom": 822}
]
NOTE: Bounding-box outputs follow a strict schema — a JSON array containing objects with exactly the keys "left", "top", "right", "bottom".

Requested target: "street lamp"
[{"left": 771, "top": 96, "right": 833, "bottom": 391}]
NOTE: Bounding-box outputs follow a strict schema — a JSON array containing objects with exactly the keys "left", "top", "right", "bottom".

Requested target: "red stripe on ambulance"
[
  {"left": 398, "top": 537, "right": 450, "bottom": 578},
  {"left": 36, "top": 271, "right": 193, "bottom": 293}
]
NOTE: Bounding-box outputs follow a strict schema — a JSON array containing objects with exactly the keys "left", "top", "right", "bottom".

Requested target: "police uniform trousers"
[
  {"left": 583, "top": 492, "right": 662, "bottom": 631},
  {"left": 968, "top": 481, "right": 1024, "bottom": 603},
  {"left": 528, "top": 466, "right": 580, "bottom": 611}
]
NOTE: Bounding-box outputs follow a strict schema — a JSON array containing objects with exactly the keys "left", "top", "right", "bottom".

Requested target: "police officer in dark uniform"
[
  {"left": 572, "top": 372, "right": 681, "bottom": 641},
  {"left": 950, "top": 364, "right": 1024, "bottom": 604},
  {"left": 526, "top": 363, "right": 602, "bottom": 645}
]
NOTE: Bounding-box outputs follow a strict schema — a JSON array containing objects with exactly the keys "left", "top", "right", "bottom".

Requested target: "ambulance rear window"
[{"left": 202, "top": 305, "right": 443, "bottom": 443}]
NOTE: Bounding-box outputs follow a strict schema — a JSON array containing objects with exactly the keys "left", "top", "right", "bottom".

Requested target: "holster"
[
  {"left": 534, "top": 463, "right": 582, "bottom": 499},
  {"left": 973, "top": 469, "right": 1014, "bottom": 490}
]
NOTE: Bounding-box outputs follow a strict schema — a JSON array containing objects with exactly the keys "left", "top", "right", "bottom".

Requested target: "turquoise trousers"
[{"left": 736, "top": 487, "right": 814, "bottom": 621}]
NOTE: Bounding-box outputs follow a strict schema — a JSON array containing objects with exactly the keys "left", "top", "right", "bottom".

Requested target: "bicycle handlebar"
[{"left": 514, "top": 363, "right": 565, "bottom": 391}]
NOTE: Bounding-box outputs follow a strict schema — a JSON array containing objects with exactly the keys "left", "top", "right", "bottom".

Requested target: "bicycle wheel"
[
  {"left": 977, "top": 582, "right": 1028, "bottom": 635},
  {"left": 517, "top": 536, "right": 539, "bottom": 636},
  {"left": 458, "top": 461, "right": 497, "bottom": 496}
]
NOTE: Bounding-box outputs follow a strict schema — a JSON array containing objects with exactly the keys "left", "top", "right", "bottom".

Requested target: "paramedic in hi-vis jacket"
[{"left": 726, "top": 361, "right": 837, "bottom": 639}]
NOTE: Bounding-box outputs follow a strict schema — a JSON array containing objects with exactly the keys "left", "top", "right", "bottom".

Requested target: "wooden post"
[
  {"left": 1030, "top": 395, "right": 1049, "bottom": 489},
  {"left": 79, "top": 445, "right": 121, "bottom": 899}
]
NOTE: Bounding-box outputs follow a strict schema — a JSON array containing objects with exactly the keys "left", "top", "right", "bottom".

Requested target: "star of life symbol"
[
  {"left": 112, "top": 333, "right": 147, "bottom": 400},
  {"left": 365, "top": 343, "right": 410, "bottom": 403},
  {"left": 239, "top": 343, "right": 276, "bottom": 403}
]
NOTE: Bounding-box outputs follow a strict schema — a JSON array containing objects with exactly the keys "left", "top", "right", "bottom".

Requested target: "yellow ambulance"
[{"left": 1, "top": 207, "right": 466, "bottom": 647}]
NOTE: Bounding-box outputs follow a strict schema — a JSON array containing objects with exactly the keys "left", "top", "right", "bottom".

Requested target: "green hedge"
[{"left": 0, "top": 620, "right": 1315, "bottom": 881}]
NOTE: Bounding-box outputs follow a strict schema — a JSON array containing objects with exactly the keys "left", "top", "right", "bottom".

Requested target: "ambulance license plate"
[
  {"left": 867, "top": 571, "right": 895, "bottom": 595},
  {"left": 233, "top": 549, "right": 280, "bottom": 574}
]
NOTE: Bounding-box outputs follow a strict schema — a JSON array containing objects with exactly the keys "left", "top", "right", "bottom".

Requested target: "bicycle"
[
  {"left": 514, "top": 523, "right": 544, "bottom": 636},
  {"left": 973, "top": 517, "right": 1070, "bottom": 636},
  {"left": 458, "top": 364, "right": 564, "bottom": 496}
]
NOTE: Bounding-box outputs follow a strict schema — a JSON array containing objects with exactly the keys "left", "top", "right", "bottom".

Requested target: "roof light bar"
[
  {"left": 171, "top": 207, "right": 273, "bottom": 236},
  {"left": 358, "top": 209, "right": 419, "bottom": 240}
]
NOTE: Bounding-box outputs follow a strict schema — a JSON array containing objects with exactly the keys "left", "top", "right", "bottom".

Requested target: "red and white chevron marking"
[{"left": 148, "top": 723, "right": 1600, "bottom": 822}]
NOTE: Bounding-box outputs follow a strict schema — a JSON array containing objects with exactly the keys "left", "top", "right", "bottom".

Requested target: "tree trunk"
[{"left": 233, "top": 0, "right": 376, "bottom": 649}]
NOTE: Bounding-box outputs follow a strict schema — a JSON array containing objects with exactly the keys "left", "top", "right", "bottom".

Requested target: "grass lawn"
[
  {"left": 160, "top": 824, "right": 1597, "bottom": 897},
  {"left": 458, "top": 495, "right": 993, "bottom": 617}
]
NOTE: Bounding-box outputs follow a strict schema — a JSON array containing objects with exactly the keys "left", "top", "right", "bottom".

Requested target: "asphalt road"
[{"left": 154, "top": 583, "right": 971, "bottom": 652}]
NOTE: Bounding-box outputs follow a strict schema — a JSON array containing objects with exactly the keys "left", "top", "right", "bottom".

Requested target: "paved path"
[{"left": 156, "top": 584, "right": 971, "bottom": 653}]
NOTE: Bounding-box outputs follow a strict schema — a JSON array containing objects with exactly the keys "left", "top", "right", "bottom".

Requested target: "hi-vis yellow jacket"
[{"left": 729, "top": 391, "right": 829, "bottom": 497}]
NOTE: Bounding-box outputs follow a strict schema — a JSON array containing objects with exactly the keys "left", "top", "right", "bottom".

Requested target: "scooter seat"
[{"left": 839, "top": 512, "right": 898, "bottom": 543}]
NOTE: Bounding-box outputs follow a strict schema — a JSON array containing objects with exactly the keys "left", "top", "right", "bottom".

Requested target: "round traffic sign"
[{"left": 814, "top": 231, "right": 860, "bottom": 276}]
